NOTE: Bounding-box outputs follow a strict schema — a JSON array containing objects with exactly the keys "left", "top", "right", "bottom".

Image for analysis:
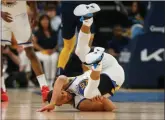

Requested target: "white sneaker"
[
  {"left": 74, "top": 3, "right": 101, "bottom": 16},
  {"left": 85, "top": 47, "right": 105, "bottom": 65}
]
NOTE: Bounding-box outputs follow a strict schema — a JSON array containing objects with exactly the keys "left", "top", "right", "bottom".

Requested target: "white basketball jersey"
[
  {"left": 66, "top": 71, "right": 91, "bottom": 109},
  {"left": 66, "top": 71, "right": 91, "bottom": 97}
]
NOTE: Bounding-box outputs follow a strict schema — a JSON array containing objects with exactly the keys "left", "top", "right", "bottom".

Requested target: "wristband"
[{"left": 50, "top": 102, "right": 56, "bottom": 106}]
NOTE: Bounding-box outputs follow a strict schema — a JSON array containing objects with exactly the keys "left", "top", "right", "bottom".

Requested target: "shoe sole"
[{"left": 74, "top": 3, "right": 101, "bottom": 16}]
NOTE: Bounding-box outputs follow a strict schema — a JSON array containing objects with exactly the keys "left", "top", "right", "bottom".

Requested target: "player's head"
[
  {"left": 132, "top": 1, "right": 139, "bottom": 14},
  {"left": 47, "top": 90, "right": 73, "bottom": 106},
  {"left": 113, "top": 24, "right": 123, "bottom": 37},
  {"left": 45, "top": 4, "right": 57, "bottom": 18},
  {"left": 38, "top": 14, "right": 52, "bottom": 31}
]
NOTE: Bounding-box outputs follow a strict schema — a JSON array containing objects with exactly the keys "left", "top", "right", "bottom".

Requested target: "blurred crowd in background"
[{"left": 2, "top": 1, "right": 164, "bottom": 89}]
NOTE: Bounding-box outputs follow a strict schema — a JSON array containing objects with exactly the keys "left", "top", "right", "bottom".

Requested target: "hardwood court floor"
[{"left": 1, "top": 89, "right": 164, "bottom": 120}]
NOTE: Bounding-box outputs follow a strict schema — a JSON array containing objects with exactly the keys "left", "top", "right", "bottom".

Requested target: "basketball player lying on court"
[{"left": 38, "top": 3, "right": 125, "bottom": 112}]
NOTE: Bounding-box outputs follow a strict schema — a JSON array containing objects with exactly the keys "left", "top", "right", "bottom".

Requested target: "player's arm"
[
  {"left": 1, "top": 11, "right": 13, "bottom": 22},
  {"left": 37, "top": 75, "right": 70, "bottom": 112},
  {"left": 50, "top": 75, "right": 69, "bottom": 104},
  {"left": 78, "top": 96, "right": 116, "bottom": 111}
]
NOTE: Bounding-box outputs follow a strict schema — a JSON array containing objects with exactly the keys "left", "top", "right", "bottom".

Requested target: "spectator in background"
[
  {"left": 129, "top": 2, "right": 147, "bottom": 39},
  {"left": 108, "top": 25, "right": 130, "bottom": 58},
  {"left": 33, "top": 14, "right": 59, "bottom": 85},
  {"left": 129, "top": 1, "right": 139, "bottom": 18},
  {"left": 45, "top": 4, "right": 61, "bottom": 32},
  {"left": 45, "top": 4, "right": 63, "bottom": 50}
]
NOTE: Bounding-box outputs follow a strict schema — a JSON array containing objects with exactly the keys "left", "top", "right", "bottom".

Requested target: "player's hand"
[
  {"left": 37, "top": 104, "right": 55, "bottom": 112},
  {"left": 2, "top": 47, "right": 11, "bottom": 55},
  {"left": 1, "top": 11, "right": 13, "bottom": 23}
]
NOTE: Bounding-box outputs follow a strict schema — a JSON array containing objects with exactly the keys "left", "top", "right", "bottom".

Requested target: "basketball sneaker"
[
  {"left": 41, "top": 86, "right": 50, "bottom": 102},
  {"left": 1, "top": 88, "right": 8, "bottom": 102},
  {"left": 85, "top": 47, "right": 104, "bottom": 70},
  {"left": 74, "top": 3, "right": 101, "bottom": 16}
]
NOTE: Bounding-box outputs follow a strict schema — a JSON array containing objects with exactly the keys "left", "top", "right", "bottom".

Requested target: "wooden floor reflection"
[{"left": 1, "top": 89, "right": 164, "bottom": 120}]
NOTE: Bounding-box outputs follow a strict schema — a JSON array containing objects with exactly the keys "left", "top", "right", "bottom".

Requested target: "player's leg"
[
  {"left": 57, "top": 36, "right": 76, "bottom": 75},
  {"left": 12, "top": 13, "right": 49, "bottom": 102},
  {"left": 77, "top": 19, "right": 95, "bottom": 72},
  {"left": 24, "top": 47, "right": 50, "bottom": 102},
  {"left": 84, "top": 61, "right": 102, "bottom": 99},
  {"left": 83, "top": 44, "right": 105, "bottom": 99},
  {"left": 1, "top": 21, "right": 12, "bottom": 102},
  {"left": 56, "top": 4, "right": 77, "bottom": 76},
  {"left": 76, "top": 15, "right": 95, "bottom": 48},
  {"left": 1, "top": 46, "right": 9, "bottom": 102},
  {"left": 75, "top": 3, "right": 100, "bottom": 63},
  {"left": 75, "top": 17, "right": 93, "bottom": 62}
]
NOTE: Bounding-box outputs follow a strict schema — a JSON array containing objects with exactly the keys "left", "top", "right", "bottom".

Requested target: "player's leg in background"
[
  {"left": 1, "top": 22, "right": 12, "bottom": 102},
  {"left": 24, "top": 46, "right": 48, "bottom": 87},
  {"left": 1, "top": 46, "right": 9, "bottom": 102},
  {"left": 24, "top": 46, "right": 49, "bottom": 102},
  {"left": 11, "top": 13, "right": 49, "bottom": 102},
  {"left": 56, "top": 5, "right": 77, "bottom": 76}
]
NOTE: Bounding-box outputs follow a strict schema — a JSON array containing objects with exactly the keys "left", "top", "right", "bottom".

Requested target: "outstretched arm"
[{"left": 37, "top": 75, "right": 69, "bottom": 112}]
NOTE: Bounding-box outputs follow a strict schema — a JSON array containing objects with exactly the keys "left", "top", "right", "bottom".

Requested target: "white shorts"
[
  {"left": 102, "top": 64, "right": 125, "bottom": 87},
  {"left": 1, "top": 2, "right": 32, "bottom": 47},
  {"left": 101, "top": 53, "right": 125, "bottom": 87}
]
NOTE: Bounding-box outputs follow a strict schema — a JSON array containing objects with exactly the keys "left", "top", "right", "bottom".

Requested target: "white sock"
[
  {"left": 83, "top": 17, "right": 93, "bottom": 27},
  {"left": 37, "top": 74, "right": 48, "bottom": 89},
  {"left": 84, "top": 76, "right": 101, "bottom": 99},
  {"left": 75, "top": 30, "right": 91, "bottom": 62},
  {"left": 1, "top": 76, "right": 6, "bottom": 92}
]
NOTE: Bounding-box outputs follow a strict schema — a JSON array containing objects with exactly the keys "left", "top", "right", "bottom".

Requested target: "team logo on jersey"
[{"left": 78, "top": 79, "right": 88, "bottom": 95}]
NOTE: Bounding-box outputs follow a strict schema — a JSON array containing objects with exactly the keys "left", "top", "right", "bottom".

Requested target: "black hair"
[
  {"left": 47, "top": 90, "right": 53, "bottom": 103},
  {"left": 132, "top": 1, "right": 147, "bottom": 19},
  {"left": 47, "top": 90, "right": 75, "bottom": 106},
  {"left": 45, "top": 4, "right": 56, "bottom": 11},
  {"left": 38, "top": 14, "right": 53, "bottom": 34}
]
